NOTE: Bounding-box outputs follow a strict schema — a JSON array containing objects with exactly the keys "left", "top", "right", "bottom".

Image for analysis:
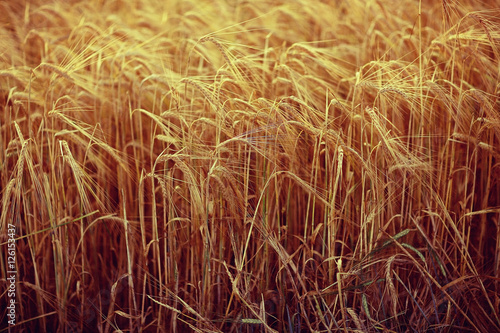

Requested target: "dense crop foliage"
[{"left": 1, "top": 0, "right": 500, "bottom": 331}]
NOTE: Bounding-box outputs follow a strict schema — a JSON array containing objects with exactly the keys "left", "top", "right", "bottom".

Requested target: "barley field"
[{"left": 1, "top": 0, "right": 500, "bottom": 332}]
